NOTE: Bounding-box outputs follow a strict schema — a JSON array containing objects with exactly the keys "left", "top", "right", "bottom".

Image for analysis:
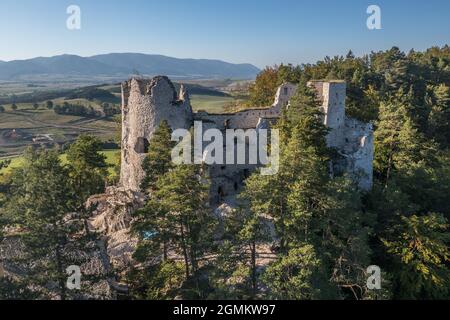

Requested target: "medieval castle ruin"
[
  {"left": 119, "top": 76, "right": 374, "bottom": 201},
  {"left": 93, "top": 76, "right": 374, "bottom": 278},
  {"left": 0, "top": 76, "right": 374, "bottom": 296}
]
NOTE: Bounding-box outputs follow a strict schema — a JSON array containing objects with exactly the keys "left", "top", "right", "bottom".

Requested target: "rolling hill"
[{"left": 0, "top": 53, "right": 260, "bottom": 81}]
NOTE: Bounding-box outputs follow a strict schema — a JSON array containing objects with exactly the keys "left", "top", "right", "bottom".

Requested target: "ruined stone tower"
[
  {"left": 120, "top": 76, "right": 193, "bottom": 191},
  {"left": 308, "top": 80, "right": 346, "bottom": 148},
  {"left": 308, "top": 80, "right": 373, "bottom": 190}
]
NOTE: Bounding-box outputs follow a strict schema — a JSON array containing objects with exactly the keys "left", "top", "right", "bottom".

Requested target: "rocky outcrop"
[
  {"left": 0, "top": 228, "right": 114, "bottom": 299},
  {"left": 86, "top": 186, "right": 145, "bottom": 274}
]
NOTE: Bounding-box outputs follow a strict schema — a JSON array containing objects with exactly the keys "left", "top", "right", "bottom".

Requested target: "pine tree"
[
  {"left": 66, "top": 135, "right": 108, "bottom": 205},
  {"left": 1, "top": 148, "right": 109, "bottom": 299},
  {"left": 140, "top": 120, "right": 175, "bottom": 192},
  {"left": 2, "top": 149, "right": 78, "bottom": 299},
  {"left": 261, "top": 245, "right": 321, "bottom": 299},
  {"left": 238, "top": 81, "right": 328, "bottom": 298},
  {"left": 127, "top": 260, "right": 185, "bottom": 300},
  {"left": 238, "top": 174, "right": 273, "bottom": 298},
  {"left": 267, "top": 81, "right": 330, "bottom": 251},
  {"left": 154, "top": 164, "right": 213, "bottom": 278},
  {"left": 207, "top": 240, "right": 250, "bottom": 299},
  {"left": 427, "top": 84, "right": 450, "bottom": 147},
  {"left": 131, "top": 163, "right": 214, "bottom": 299},
  {"left": 316, "top": 177, "right": 373, "bottom": 299},
  {"left": 374, "top": 97, "right": 406, "bottom": 185},
  {"left": 65, "top": 135, "right": 108, "bottom": 242},
  {"left": 382, "top": 213, "right": 450, "bottom": 299},
  {"left": 237, "top": 81, "right": 373, "bottom": 299}
]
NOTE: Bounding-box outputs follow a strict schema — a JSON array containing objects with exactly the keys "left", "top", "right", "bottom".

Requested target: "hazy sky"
[{"left": 0, "top": 0, "right": 449, "bottom": 68}]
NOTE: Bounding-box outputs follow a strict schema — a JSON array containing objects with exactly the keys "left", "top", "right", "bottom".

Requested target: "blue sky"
[{"left": 0, "top": 0, "right": 449, "bottom": 68}]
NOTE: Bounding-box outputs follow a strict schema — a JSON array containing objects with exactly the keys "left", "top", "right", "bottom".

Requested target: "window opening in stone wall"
[{"left": 135, "top": 137, "right": 150, "bottom": 154}]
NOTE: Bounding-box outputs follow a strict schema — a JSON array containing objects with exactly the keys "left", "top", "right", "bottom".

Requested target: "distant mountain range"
[{"left": 0, "top": 53, "right": 260, "bottom": 81}]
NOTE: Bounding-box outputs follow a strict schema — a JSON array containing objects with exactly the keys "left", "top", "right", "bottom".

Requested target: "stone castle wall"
[
  {"left": 342, "top": 117, "right": 374, "bottom": 190},
  {"left": 194, "top": 82, "right": 296, "bottom": 130},
  {"left": 120, "top": 76, "right": 193, "bottom": 191},
  {"left": 119, "top": 76, "right": 374, "bottom": 195}
]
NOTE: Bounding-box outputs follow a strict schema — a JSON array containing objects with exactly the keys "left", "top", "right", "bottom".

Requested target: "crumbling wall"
[
  {"left": 342, "top": 117, "right": 374, "bottom": 190},
  {"left": 120, "top": 76, "right": 193, "bottom": 191},
  {"left": 194, "top": 82, "right": 296, "bottom": 129},
  {"left": 120, "top": 76, "right": 374, "bottom": 195},
  {"left": 311, "top": 81, "right": 373, "bottom": 190},
  {"left": 309, "top": 81, "right": 346, "bottom": 149}
]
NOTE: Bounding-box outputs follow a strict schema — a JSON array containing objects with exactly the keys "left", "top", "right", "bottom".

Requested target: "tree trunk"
[
  {"left": 385, "top": 144, "right": 395, "bottom": 188},
  {"left": 279, "top": 198, "right": 287, "bottom": 253},
  {"left": 180, "top": 220, "right": 190, "bottom": 279},
  {"left": 186, "top": 221, "right": 198, "bottom": 273},
  {"left": 251, "top": 239, "right": 257, "bottom": 298}
]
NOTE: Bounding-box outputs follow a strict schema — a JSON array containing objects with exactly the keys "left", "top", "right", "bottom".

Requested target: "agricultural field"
[
  {"left": 0, "top": 102, "right": 118, "bottom": 157},
  {"left": 0, "top": 79, "right": 249, "bottom": 159},
  {"left": 190, "top": 94, "right": 237, "bottom": 113}
]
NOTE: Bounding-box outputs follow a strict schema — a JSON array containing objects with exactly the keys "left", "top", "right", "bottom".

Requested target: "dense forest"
[{"left": 0, "top": 46, "right": 449, "bottom": 300}]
